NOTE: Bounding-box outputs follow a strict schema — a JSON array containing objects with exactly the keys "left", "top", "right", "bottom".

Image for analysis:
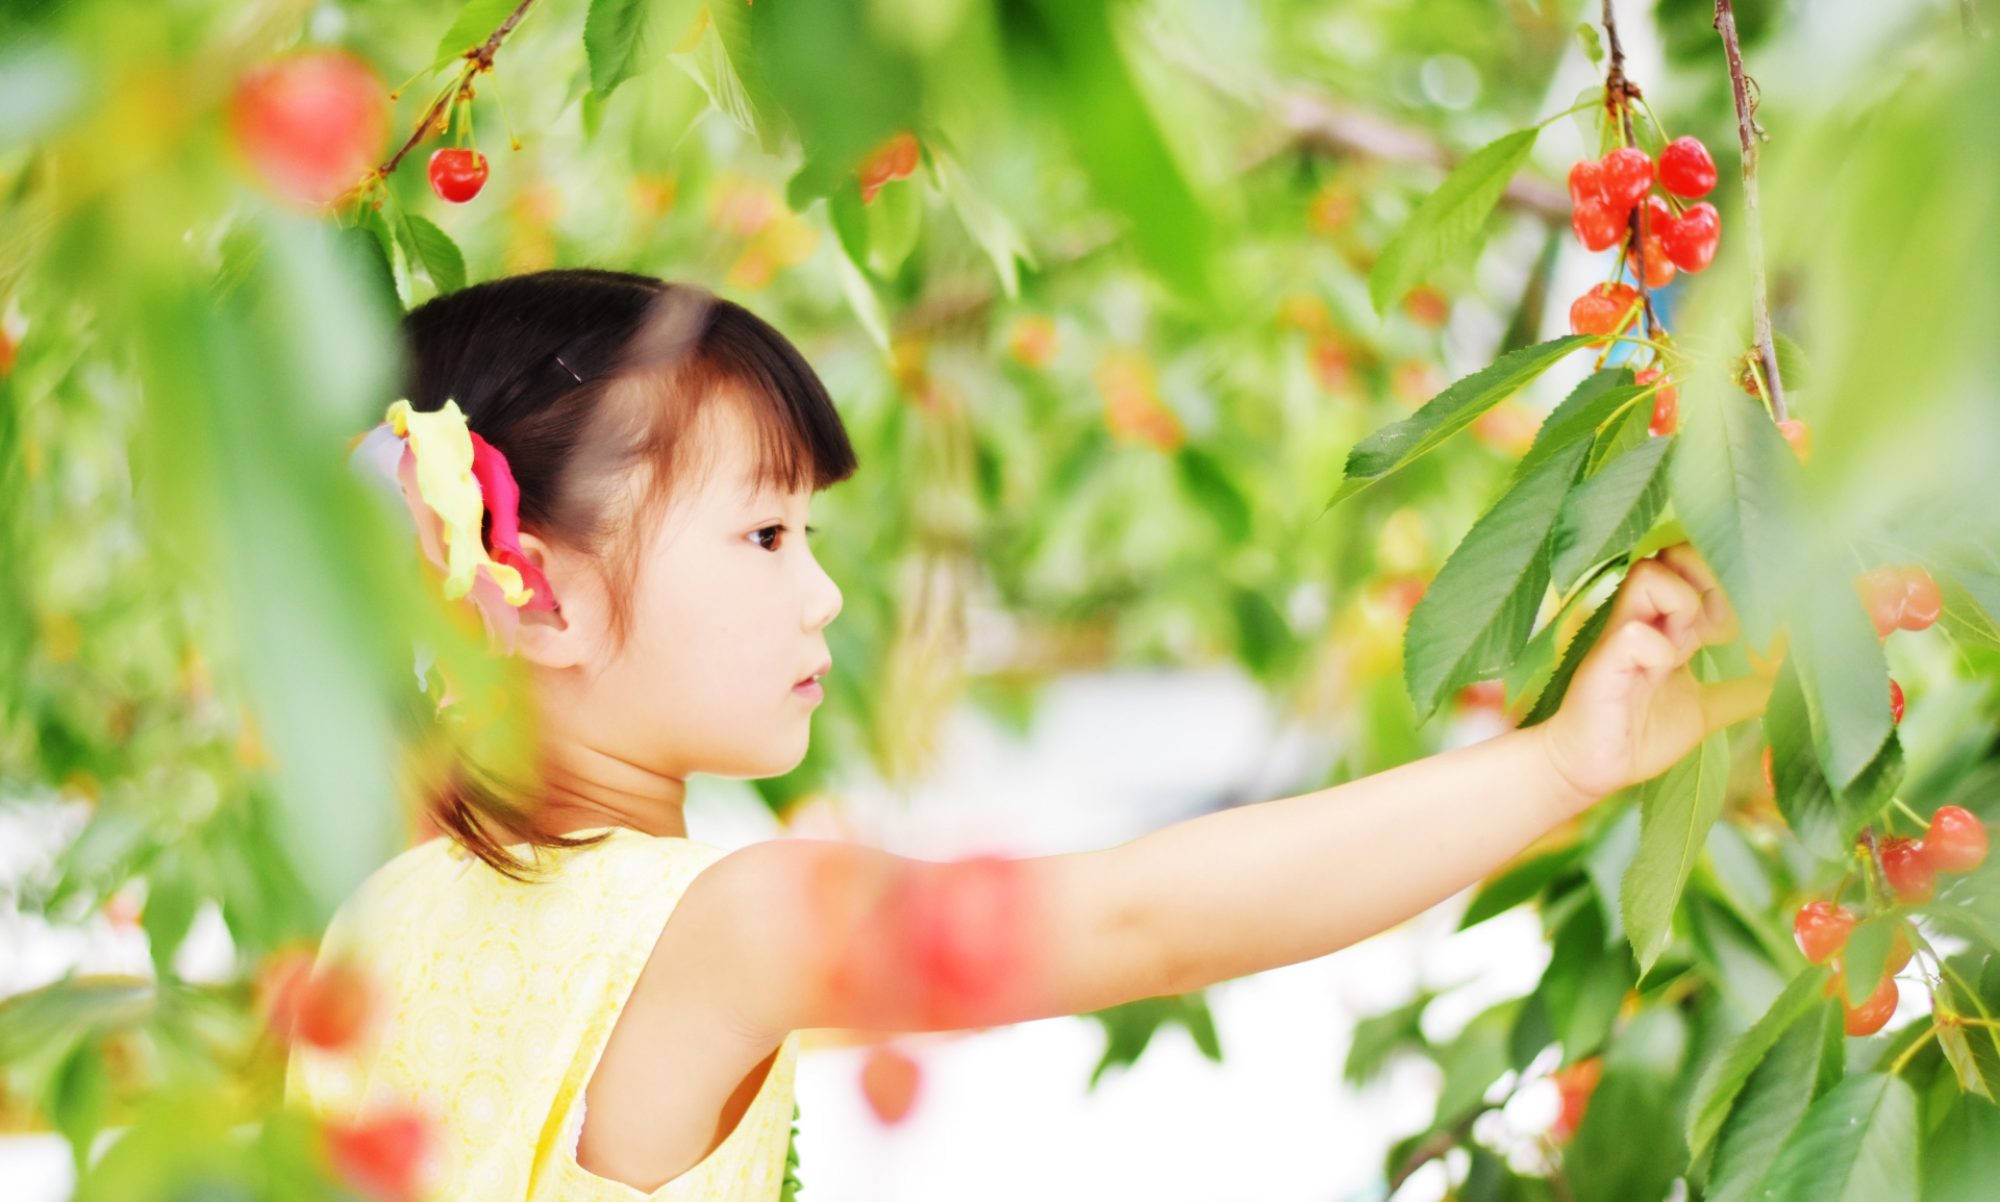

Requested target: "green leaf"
[
  {"left": 1514, "top": 368, "right": 1641, "bottom": 482},
  {"left": 1326, "top": 335, "right": 1592, "bottom": 510},
  {"left": 1343, "top": 991, "right": 1434, "bottom": 1086},
  {"left": 1521, "top": 592, "right": 1615, "bottom": 728},
  {"left": 1789, "top": 567, "right": 1897, "bottom": 792},
  {"left": 995, "top": 0, "right": 1220, "bottom": 307},
  {"left": 1924, "top": 1095, "right": 2000, "bottom": 1201},
  {"left": 670, "top": 0, "right": 788, "bottom": 155},
  {"left": 49, "top": 1036, "right": 111, "bottom": 1178},
  {"left": 1766, "top": 655, "right": 1868, "bottom": 861},
  {"left": 1758, "top": 1073, "right": 1918, "bottom": 1202},
  {"left": 1175, "top": 445, "right": 1253, "bottom": 543},
  {"left": 1841, "top": 916, "right": 1897, "bottom": 1008},
  {"left": 431, "top": 0, "right": 522, "bottom": 74},
  {"left": 587, "top": 0, "right": 697, "bottom": 101},
  {"left": 1620, "top": 728, "right": 1730, "bottom": 975},
  {"left": 1936, "top": 557, "right": 2000, "bottom": 651},
  {"left": 1403, "top": 438, "right": 1591, "bottom": 721},
  {"left": 1686, "top": 968, "right": 1833, "bottom": 1162},
  {"left": 929, "top": 139, "right": 1033, "bottom": 299},
  {"left": 395, "top": 213, "right": 466, "bottom": 294},
  {"left": 1368, "top": 128, "right": 1539, "bottom": 316},
  {"left": 1576, "top": 22, "right": 1605, "bottom": 65},
  {"left": 1543, "top": 896, "right": 1631, "bottom": 1063},
  {"left": 862, "top": 168, "right": 923, "bottom": 278},
  {"left": 1565, "top": 1007, "right": 1689, "bottom": 1202},
  {"left": 1459, "top": 844, "right": 1583, "bottom": 931},
  {"left": 1938, "top": 1020, "right": 1998, "bottom": 1102},
  {"left": 1550, "top": 435, "right": 1674, "bottom": 593},
  {"left": 1705, "top": 1003, "right": 1834, "bottom": 1202},
  {"left": 1666, "top": 370, "right": 1806, "bottom": 651}
]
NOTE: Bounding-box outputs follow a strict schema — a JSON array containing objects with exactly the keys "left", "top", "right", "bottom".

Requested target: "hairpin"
[{"left": 349, "top": 399, "right": 559, "bottom": 674}]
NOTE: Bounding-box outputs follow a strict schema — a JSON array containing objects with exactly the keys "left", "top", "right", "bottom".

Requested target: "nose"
[{"left": 806, "top": 557, "right": 842, "bottom": 631}]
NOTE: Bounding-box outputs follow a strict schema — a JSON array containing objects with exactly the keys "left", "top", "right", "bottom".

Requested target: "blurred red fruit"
[
  {"left": 1924, "top": 805, "right": 1988, "bottom": 874},
  {"left": 324, "top": 1106, "right": 430, "bottom": 1202},
  {"left": 1792, "top": 900, "right": 1854, "bottom": 965},
  {"left": 1879, "top": 836, "right": 1936, "bottom": 904},
  {"left": 229, "top": 49, "right": 390, "bottom": 209}
]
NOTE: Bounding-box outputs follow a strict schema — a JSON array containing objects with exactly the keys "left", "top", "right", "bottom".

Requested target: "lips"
[{"left": 795, "top": 659, "right": 832, "bottom": 688}]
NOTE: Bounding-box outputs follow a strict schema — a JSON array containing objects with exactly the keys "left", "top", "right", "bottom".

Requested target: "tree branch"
[
  {"left": 372, "top": 0, "right": 542, "bottom": 185},
  {"left": 1714, "top": 0, "right": 1787, "bottom": 421},
  {"left": 1601, "top": 0, "right": 1661, "bottom": 338}
]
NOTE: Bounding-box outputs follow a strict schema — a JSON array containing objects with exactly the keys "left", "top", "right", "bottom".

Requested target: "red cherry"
[
  {"left": 1924, "top": 805, "right": 1988, "bottom": 874},
  {"left": 1550, "top": 1057, "right": 1601, "bottom": 1144},
  {"left": 1793, "top": 901, "right": 1855, "bottom": 964},
  {"left": 1662, "top": 202, "right": 1721, "bottom": 272},
  {"left": 1776, "top": 418, "right": 1812, "bottom": 463},
  {"left": 1842, "top": 974, "right": 1899, "bottom": 1036},
  {"left": 1658, "top": 136, "right": 1718, "bottom": 199},
  {"left": 1599, "top": 147, "right": 1655, "bottom": 215},
  {"left": 1571, "top": 202, "right": 1624, "bottom": 252},
  {"left": 1647, "top": 386, "right": 1678, "bottom": 436},
  {"left": 228, "top": 49, "right": 390, "bottom": 209},
  {"left": 1634, "top": 366, "right": 1679, "bottom": 404},
  {"left": 1888, "top": 678, "right": 1905, "bottom": 725},
  {"left": 324, "top": 1107, "right": 430, "bottom": 1202},
  {"left": 1880, "top": 835, "right": 1936, "bottom": 904},
  {"left": 1624, "top": 197, "right": 1678, "bottom": 288},
  {"left": 859, "top": 1044, "right": 922, "bottom": 1124},
  {"left": 427, "top": 148, "right": 488, "bottom": 204},
  {"left": 1855, "top": 567, "right": 1908, "bottom": 639},
  {"left": 1899, "top": 567, "right": 1942, "bottom": 631},
  {"left": 1567, "top": 159, "right": 1607, "bottom": 209},
  {"left": 1569, "top": 282, "right": 1640, "bottom": 338}
]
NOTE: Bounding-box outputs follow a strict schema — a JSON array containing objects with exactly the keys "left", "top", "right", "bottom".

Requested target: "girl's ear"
[{"left": 510, "top": 531, "right": 592, "bottom": 670}]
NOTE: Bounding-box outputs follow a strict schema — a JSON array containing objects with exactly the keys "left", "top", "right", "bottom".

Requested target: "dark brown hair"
[{"left": 391, "top": 268, "right": 858, "bottom": 880}]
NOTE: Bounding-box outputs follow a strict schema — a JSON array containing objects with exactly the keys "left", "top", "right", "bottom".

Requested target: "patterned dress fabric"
[{"left": 286, "top": 825, "right": 803, "bottom": 1201}]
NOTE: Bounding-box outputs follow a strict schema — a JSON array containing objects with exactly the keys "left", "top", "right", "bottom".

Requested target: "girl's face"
[{"left": 520, "top": 399, "right": 843, "bottom": 786}]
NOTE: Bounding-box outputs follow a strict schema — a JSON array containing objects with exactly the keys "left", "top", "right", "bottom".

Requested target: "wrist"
[{"left": 1529, "top": 720, "right": 1606, "bottom": 819}]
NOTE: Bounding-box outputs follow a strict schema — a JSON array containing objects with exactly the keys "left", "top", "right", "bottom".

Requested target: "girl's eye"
[{"left": 752, "top": 524, "right": 817, "bottom": 552}]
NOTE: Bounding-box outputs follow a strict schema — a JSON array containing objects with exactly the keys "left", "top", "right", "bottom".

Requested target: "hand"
[{"left": 1538, "top": 542, "right": 1778, "bottom": 810}]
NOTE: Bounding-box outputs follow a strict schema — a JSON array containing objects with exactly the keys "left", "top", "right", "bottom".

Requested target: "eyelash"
[{"left": 752, "top": 524, "right": 816, "bottom": 552}]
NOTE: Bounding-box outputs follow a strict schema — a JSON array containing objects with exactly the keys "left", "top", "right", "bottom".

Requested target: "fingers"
[
  {"left": 1699, "top": 673, "right": 1776, "bottom": 735},
  {"left": 1607, "top": 543, "right": 1740, "bottom": 660},
  {"left": 1658, "top": 542, "right": 1741, "bottom": 646},
  {"left": 1608, "top": 558, "right": 1708, "bottom": 658}
]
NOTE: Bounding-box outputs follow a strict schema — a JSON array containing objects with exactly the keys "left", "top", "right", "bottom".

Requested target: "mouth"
[{"left": 794, "top": 659, "right": 832, "bottom": 690}]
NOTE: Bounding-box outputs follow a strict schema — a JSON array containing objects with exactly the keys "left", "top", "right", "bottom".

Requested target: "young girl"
[{"left": 286, "top": 267, "right": 1774, "bottom": 1201}]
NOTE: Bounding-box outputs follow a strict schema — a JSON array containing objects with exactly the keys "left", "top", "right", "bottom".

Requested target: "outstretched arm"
[{"left": 688, "top": 543, "right": 1770, "bottom": 1041}]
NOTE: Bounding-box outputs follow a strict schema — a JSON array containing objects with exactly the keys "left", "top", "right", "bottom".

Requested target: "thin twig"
[
  {"left": 375, "top": 0, "right": 543, "bottom": 184},
  {"left": 1713, "top": 0, "right": 1787, "bottom": 422},
  {"left": 1600, "top": 0, "right": 1661, "bottom": 338}
]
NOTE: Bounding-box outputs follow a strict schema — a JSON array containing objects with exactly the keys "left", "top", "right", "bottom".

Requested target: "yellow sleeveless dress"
[{"left": 284, "top": 825, "right": 804, "bottom": 1201}]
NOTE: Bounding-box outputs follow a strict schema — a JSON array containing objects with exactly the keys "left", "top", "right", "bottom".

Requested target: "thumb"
[{"left": 1698, "top": 673, "right": 1776, "bottom": 736}]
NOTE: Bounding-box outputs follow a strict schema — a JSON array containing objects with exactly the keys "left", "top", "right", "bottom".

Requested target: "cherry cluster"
[
  {"left": 1566, "top": 135, "right": 1722, "bottom": 338},
  {"left": 1792, "top": 805, "right": 1988, "bottom": 1035}
]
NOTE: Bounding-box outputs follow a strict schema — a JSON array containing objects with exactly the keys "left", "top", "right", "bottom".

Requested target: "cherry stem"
[
  {"left": 1888, "top": 1023, "right": 1937, "bottom": 1076},
  {"left": 377, "top": 0, "right": 542, "bottom": 181},
  {"left": 1599, "top": 0, "right": 1661, "bottom": 338},
  {"left": 1714, "top": 0, "right": 1788, "bottom": 422},
  {"left": 1536, "top": 98, "right": 1604, "bottom": 129},
  {"left": 1892, "top": 796, "right": 1928, "bottom": 831}
]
